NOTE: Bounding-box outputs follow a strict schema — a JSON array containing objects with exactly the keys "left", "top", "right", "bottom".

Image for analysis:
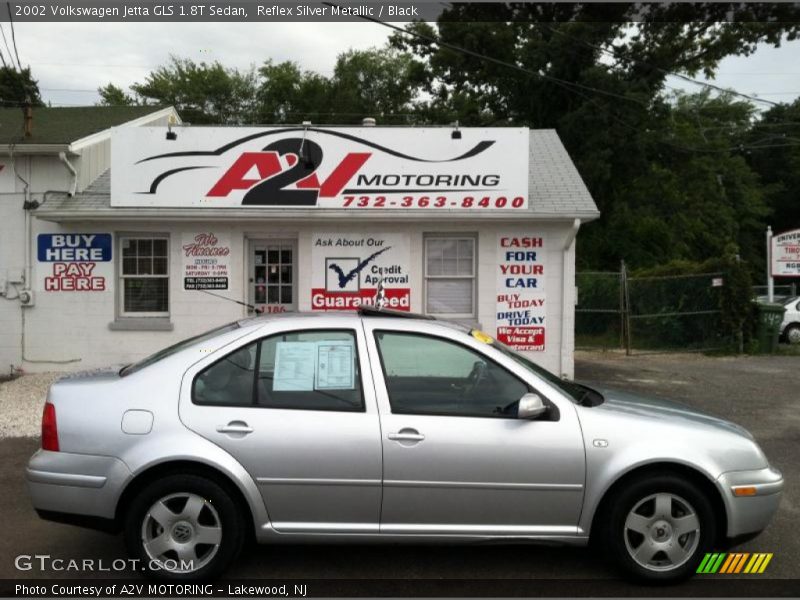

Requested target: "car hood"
[{"left": 581, "top": 384, "right": 754, "bottom": 440}]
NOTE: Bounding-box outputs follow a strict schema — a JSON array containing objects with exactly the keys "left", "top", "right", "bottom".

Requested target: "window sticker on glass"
[
  {"left": 316, "top": 341, "right": 355, "bottom": 390},
  {"left": 273, "top": 342, "right": 316, "bottom": 391}
]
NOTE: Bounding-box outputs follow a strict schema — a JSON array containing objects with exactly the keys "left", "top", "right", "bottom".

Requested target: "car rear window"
[{"left": 120, "top": 322, "right": 240, "bottom": 376}]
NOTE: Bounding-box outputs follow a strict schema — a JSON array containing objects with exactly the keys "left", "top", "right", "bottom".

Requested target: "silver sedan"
[{"left": 27, "top": 309, "right": 783, "bottom": 582}]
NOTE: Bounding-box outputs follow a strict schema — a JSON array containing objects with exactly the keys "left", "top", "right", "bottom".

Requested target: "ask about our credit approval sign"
[
  {"left": 110, "top": 127, "right": 529, "bottom": 210},
  {"left": 771, "top": 228, "right": 800, "bottom": 277}
]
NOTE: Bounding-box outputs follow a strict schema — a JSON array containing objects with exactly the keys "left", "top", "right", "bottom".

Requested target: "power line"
[
  {"left": 543, "top": 24, "right": 781, "bottom": 108},
  {"left": 323, "top": 4, "right": 654, "bottom": 110},
  {"left": 354, "top": 16, "right": 800, "bottom": 154},
  {"left": 0, "top": 23, "right": 11, "bottom": 70},
  {"left": 5, "top": 3, "right": 21, "bottom": 71}
]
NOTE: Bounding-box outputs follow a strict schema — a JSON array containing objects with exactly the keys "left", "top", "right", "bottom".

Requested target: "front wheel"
[
  {"left": 124, "top": 474, "right": 245, "bottom": 580},
  {"left": 600, "top": 474, "right": 717, "bottom": 583},
  {"left": 785, "top": 324, "right": 800, "bottom": 345}
]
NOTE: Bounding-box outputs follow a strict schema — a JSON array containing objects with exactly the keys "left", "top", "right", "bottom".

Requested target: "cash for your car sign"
[
  {"left": 111, "top": 127, "right": 528, "bottom": 210},
  {"left": 37, "top": 233, "right": 112, "bottom": 291},
  {"left": 181, "top": 232, "right": 231, "bottom": 290},
  {"left": 496, "top": 234, "right": 546, "bottom": 351},
  {"left": 311, "top": 233, "right": 411, "bottom": 311},
  {"left": 771, "top": 228, "right": 800, "bottom": 277}
]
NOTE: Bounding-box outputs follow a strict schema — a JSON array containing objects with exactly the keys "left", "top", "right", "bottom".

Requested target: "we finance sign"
[{"left": 111, "top": 127, "right": 529, "bottom": 210}]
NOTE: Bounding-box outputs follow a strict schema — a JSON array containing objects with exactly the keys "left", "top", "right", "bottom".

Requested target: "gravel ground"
[{"left": 0, "top": 372, "right": 59, "bottom": 438}]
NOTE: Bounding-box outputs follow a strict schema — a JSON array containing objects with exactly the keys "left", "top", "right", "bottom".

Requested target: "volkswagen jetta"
[{"left": 27, "top": 308, "right": 783, "bottom": 582}]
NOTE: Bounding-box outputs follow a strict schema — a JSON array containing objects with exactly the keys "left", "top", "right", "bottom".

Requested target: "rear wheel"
[
  {"left": 600, "top": 474, "right": 716, "bottom": 583},
  {"left": 785, "top": 324, "right": 800, "bottom": 345},
  {"left": 124, "top": 475, "right": 245, "bottom": 580}
]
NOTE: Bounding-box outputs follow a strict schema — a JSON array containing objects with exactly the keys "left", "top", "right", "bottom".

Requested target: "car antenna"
[
  {"left": 196, "top": 289, "right": 261, "bottom": 313},
  {"left": 374, "top": 278, "right": 387, "bottom": 311}
]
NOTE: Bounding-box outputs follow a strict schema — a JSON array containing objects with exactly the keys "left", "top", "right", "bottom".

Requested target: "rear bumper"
[
  {"left": 718, "top": 466, "right": 783, "bottom": 539},
  {"left": 26, "top": 450, "right": 131, "bottom": 521}
]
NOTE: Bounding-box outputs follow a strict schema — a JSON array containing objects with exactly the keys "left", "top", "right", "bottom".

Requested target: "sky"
[{"left": 9, "top": 21, "right": 800, "bottom": 111}]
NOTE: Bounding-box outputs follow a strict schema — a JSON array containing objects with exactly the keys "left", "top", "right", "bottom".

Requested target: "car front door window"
[{"left": 374, "top": 331, "right": 529, "bottom": 417}]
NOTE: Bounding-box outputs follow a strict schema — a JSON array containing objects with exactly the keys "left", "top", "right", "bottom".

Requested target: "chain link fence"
[{"left": 576, "top": 264, "right": 725, "bottom": 354}]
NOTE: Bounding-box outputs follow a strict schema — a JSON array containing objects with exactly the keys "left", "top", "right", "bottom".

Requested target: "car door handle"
[
  {"left": 216, "top": 422, "right": 254, "bottom": 435},
  {"left": 388, "top": 430, "right": 425, "bottom": 442}
]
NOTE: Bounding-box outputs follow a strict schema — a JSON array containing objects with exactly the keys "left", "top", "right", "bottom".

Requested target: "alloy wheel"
[
  {"left": 140, "top": 492, "right": 223, "bottom": 573},
  {"left": 623, "top": 492, "right": 701, "bottom": 572}
]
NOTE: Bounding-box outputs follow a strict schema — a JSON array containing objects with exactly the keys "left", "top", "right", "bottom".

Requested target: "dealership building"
[{"left": 0, "top": 107, "right": 598, "bottom": 378}]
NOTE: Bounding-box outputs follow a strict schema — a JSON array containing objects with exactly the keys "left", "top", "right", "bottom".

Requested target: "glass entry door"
[{"left": 249, "top": 239, "right": 297, "bottom": 313}]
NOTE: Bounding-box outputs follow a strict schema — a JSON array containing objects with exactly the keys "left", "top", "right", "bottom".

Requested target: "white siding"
[{"left": 3, "top": 219, "right": 577, "bottom": 378}]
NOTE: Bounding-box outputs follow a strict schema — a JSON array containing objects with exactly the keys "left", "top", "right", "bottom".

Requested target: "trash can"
[{"left": 755, "top": 302, "right": 786, "bottom": 353}]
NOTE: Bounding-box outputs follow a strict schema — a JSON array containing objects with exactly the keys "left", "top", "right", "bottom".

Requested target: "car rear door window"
[
  {"left": 193, "top": 329, "right": 364, "bottom": 412},
  {"left": 374, "top": 331, "right": 528, "bottom": 417},
  {"left": 256, "top": 330, "right": 363, "bottom": 412}
]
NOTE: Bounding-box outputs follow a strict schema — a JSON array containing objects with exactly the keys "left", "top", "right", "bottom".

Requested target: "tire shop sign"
[
  {"left": 496, "top": 234, "right": 546, "bottom": 351},
  {"left": 771, "top": 228, "right": 800, "bottom": 277}
]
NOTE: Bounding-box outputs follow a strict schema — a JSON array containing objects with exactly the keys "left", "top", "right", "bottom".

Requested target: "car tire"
[
  {"left": 124, "top": 474, "right": 245, "bottom": 581},
  {"left": 785, "top": 324, "right": 800, "bottom": 345},
  {"left": 599, "top": 474, "right": 717, "bottom": 583}
]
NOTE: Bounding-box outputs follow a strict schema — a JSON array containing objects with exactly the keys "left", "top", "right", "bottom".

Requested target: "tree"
[
  {"left": 390, "top": 4, "right": 800, "bottom": 269},
  {"left": 128, "top": 56, "right": 258, "bottom": 124},
  {"left": 254, "top": 49, "right": 425, "bottom": 125},
  {"left": 0, "top": 66, "right": 43, "bottom": 107},
  {"left": 326, "top": 49, "right": 426, "bottom": 124},
  {"left": 97, "top": 83, "right": 136, "bottom": 106},
  {"left": 255, "top": 60, "right": 332, "bottom": 123},
  {"left": 744, "top": 98, "right": 800, "bottom": 233}
]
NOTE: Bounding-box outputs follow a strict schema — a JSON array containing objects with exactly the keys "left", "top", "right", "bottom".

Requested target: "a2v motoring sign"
[{"left": 111, "top": 127, "right": 529, "bottom": 210}]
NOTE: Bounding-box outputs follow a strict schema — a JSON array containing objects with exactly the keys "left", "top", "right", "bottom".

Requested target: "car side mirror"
[{"left": 518, "top": 392, "right": 548, "bottom": 419}]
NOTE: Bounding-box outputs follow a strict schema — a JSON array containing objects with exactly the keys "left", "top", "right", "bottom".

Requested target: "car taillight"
[{"left": 41, "top": 402, "right": 59, "bottom": 451}]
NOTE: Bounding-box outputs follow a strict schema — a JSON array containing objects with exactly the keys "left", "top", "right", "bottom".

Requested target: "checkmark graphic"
[{"left": 328, "top": 247, "right": 392, "bottom": 289}]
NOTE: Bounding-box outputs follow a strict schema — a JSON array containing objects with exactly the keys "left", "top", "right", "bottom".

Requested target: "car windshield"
[
  {"left": 486, "top": 334, "right": 598, "bottom": 405},
  {"left": 119, "top": 322, "right": 240, "bottom": 376}
]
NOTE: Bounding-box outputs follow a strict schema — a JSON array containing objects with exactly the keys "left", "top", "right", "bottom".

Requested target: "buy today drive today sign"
[{"left": 111, "top": 126, "right": 529, "bottom": 210}]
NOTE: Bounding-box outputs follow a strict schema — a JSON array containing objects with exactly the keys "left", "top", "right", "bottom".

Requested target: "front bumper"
[
  {"left": 26, "top": 450, "right": 132, "bottom": 521},
  {"left": 718, "top": 466, "right": 784, "bottom": 539}
]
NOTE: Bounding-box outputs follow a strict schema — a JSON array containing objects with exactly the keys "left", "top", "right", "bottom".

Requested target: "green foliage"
[
  {"left": 391, "top": 9, "right": 798, "bottom": 273},
  {"left": 128, "top": 56, "right": 258, "bottom": 124},
  {"left": 255, "top": 60, "right": 331, "bottom": 123},
  {"left": 0, "top": 66, "right": 43, "bottom": 107},
  {"left": 96, "top": 83, "right": 136, "bottom": 106},
  {"left": 744, "top": 98, "right": 800, "bottom": 241}
]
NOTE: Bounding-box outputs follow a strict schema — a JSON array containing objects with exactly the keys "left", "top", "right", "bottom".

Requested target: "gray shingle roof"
[{"left": 38, "top": 129, "right": 598, "bottom": 219}]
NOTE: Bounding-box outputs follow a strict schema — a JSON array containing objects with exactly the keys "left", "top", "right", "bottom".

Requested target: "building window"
[
  {"left": 120, "top": 236, "right": 169, "bottom": 316},
  {"left": 424, "top": 236, "right": 476, "bottom": 318}
]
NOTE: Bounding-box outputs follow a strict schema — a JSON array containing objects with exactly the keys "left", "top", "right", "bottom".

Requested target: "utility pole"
[{"left": 766, "top": 226, "right": 774, "bottom": 303}]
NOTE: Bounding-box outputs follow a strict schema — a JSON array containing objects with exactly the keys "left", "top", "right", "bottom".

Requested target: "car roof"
[{"left": 237, "top": 309, "right": 470, "bottom": 333}]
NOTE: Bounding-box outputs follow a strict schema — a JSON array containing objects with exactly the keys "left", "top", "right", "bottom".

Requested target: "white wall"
[{"left": 1, "top": 218, "right": 577, "bottom": 378}]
